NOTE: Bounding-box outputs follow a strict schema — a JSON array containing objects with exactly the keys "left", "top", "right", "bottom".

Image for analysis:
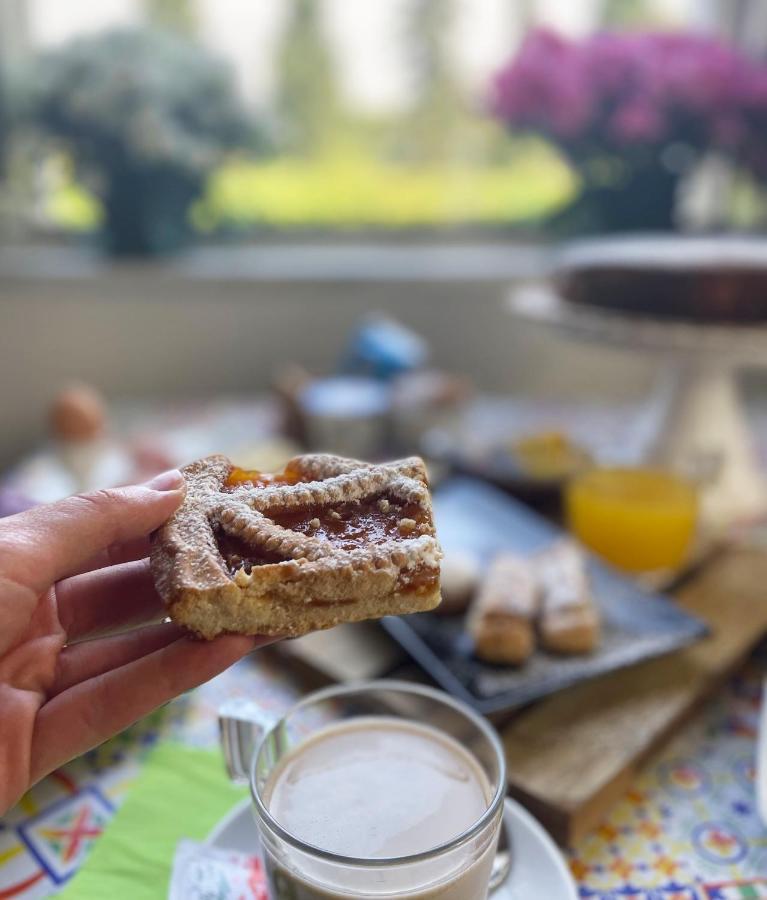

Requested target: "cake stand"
[{"left": 507, "top": 284, "right": 767, "bottom": 528}]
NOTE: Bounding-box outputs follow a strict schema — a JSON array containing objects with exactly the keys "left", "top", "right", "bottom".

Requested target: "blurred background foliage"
[{"left": 0, "top": 0, "right": 765, "bottom": 246}]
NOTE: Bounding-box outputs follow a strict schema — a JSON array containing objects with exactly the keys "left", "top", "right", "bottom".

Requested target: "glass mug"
[{"left": 220, "top": 681, "right": 508, "bottom": 899}]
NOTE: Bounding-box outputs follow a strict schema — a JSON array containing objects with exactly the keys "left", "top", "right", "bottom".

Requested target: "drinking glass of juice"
[{"left": 565, "top": 467, "right": 698, "bottom": 573}]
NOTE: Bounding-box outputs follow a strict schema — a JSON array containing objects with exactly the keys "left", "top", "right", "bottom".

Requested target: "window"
[{"left": 1, "top": 0, "right": 763, "bottom": 245}]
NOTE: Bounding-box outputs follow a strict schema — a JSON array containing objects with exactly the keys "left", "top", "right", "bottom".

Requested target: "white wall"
[{"left": 0, "top": 268, "right": 653, "bottom": 466}]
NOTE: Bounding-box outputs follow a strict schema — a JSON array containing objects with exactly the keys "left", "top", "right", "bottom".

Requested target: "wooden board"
[
  {"left": 501, "top": 547, "right": 767, "bottom": 846},
  {"left": 278, "top": 622, "right": 406, "bottom": 684},
  {"left": 275, "top": 548, "right": 767, "bottom": 847}
]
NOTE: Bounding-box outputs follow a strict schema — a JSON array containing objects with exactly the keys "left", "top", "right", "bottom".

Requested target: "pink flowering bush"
[{"left": 490, "top": 30, "right": 767, "bottom": 231}]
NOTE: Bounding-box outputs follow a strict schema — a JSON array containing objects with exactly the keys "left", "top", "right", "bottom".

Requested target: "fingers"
[
  {"left": 74, "top": 535, "right": 153, "bottom": 577},
  {"left": 0, "top": 470, "right": 184, "bottom": 596},
  {"left": 51, "top": 622, "right": 186, "bottom": 695},
  {"left": 31, "top": 634, "right": 273, "bottom": 782},
  {"left": 56, "top": 559, "right": 164, "bottom": 642}
]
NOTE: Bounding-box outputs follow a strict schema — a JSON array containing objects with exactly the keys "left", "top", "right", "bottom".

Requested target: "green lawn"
[{"left": 48, "top": 146, "right": 577, "bottom": 233}]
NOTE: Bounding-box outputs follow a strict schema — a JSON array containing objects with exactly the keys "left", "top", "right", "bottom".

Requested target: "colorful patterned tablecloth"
[
  {"left": 0, "top": 652, "right": 300, "bottom": 899},
  {"left": 1, "top": 648, "right": 766, "bottom": 899},
  {"left": 4, "top": 393, "right": 767, "bottom": 897},
  {"left": 572, "top": 657, "right": 767, "bottom": 898}
]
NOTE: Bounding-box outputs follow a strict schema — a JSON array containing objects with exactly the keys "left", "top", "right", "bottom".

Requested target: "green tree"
[
  {"left": 143, "top": 0, "right": 197, "bottom": 35},
  {"left": 274, "top": 0, "right": 338, "bottom": 157},
  {"left": 0, "top": 0, "right": 29, "bottom": 177},
  {"left": 602, "top": 0, "right": 653, "bottom": 27},
  {"left": 402, "top": 0, "right": 465, "bottom": 163}
]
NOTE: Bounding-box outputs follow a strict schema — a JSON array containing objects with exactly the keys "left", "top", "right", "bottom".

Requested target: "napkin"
[
  {"left": 168, "top": 840, "right": 268, "bottom": 899},
  {"left": 59, "top": 742, "right": 248, "bottom": 900}
]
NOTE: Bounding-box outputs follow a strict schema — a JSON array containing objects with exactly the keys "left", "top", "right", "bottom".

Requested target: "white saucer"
[{"left": 207, "top": 797, "right": 577, "bottom": 899}]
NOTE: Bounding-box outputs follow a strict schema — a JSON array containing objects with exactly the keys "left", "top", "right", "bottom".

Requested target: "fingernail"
[{"left": 144, "top": 469, "right": 185, "bottom": 492}]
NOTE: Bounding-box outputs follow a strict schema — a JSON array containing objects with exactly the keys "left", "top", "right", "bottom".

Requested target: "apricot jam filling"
[
  {"left": 217, "top": 512, "right": 439, "bottom": 590},
  {"left": 215, "top": 529, "right": 290, "bottom": 575},
  {"left": 397, "top": 565, "right": 439, "bottom": 592},
  {"left": 267, "top": 497, "right": 430, "bottom": 552},
  {"left": 224, "top": 466, "right": 303, "bottom": 490},
  {"left": 217, "top": 467, "right": 436, "bottom": 585}
]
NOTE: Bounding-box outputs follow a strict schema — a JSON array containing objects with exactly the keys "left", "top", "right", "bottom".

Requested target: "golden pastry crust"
[
  {"left": 535, "top": 540, "right": 600, "bottom": 655},
  {"left": 150, "top": 453, "right": 442, "bottom": 639},
  {"left": 434, "top": 550, "right": 480, "bottom": 616},
  {"left": 468, "top": 554, "right": 538, "bottom": 665},
  {"left": 471, "top": 616, "right": 535, "bottom": 666}
]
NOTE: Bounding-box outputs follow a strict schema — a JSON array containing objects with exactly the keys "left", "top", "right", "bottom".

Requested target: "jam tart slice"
[{"left": 150, "top": 453, "right": 442, "bottom": 639}]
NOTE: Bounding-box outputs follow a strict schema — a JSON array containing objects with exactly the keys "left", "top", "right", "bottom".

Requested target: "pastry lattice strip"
[
  {"left": 149, "top": 452, "right": 442, "bottom": 640},
  {"left": 212, "top": 498, "right": 334, "bottom": 561},
  {"left": 228, "top": 458, "right": 428, "bottom": 513},
  {"left": 210, "top": 455, "right": 433, "bottom": 570}
]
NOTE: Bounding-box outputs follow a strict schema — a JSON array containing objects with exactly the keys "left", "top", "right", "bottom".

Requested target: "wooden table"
[{"left": 280, "top": 544, "right": 767, "bottom": 846}]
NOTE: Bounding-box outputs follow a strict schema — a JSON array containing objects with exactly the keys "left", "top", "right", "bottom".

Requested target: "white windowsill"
[{"left": 0, "top": 239, "right": 550, "bottom": 283}]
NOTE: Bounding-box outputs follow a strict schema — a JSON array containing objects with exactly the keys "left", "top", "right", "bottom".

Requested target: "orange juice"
[{"left": 566, "top": 467, "right": 698, "bottom": 573}]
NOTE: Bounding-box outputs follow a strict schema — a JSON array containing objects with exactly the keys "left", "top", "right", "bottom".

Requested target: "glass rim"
[{"left": 250, "top": 679, "right": 507, "bottom": 868}]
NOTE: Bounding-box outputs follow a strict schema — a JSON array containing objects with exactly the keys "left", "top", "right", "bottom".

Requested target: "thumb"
[{"left": 0, "top": 470, "right": 185, "bottom": 595}]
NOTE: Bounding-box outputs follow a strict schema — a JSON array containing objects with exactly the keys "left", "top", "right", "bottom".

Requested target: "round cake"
[{"left": 556, "top": 235, "right": 767, "bottom": 323}]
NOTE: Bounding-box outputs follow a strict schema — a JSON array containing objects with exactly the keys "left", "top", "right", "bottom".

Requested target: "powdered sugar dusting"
[{"left": 194, "top": 453, "right": 440, "bottom": 580}]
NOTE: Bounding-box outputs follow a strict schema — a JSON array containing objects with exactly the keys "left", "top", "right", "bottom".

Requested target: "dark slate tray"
[{"left": 381, "top": 477, "right": 708, "bottom": 715}]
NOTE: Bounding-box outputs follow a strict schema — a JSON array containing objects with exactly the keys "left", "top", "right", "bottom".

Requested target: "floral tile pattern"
[{"left": 1, "top": 651, "right": 767, "bottom": 897}]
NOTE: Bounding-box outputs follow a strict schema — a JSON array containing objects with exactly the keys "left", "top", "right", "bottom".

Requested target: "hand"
[{"left": 0, "top": 471, "right": 270, "bottom": 814}]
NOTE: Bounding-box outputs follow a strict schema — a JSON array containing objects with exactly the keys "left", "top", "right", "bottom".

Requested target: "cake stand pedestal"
[{"left": 508, "top": 285, "right": 767, "bottom": 528}]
